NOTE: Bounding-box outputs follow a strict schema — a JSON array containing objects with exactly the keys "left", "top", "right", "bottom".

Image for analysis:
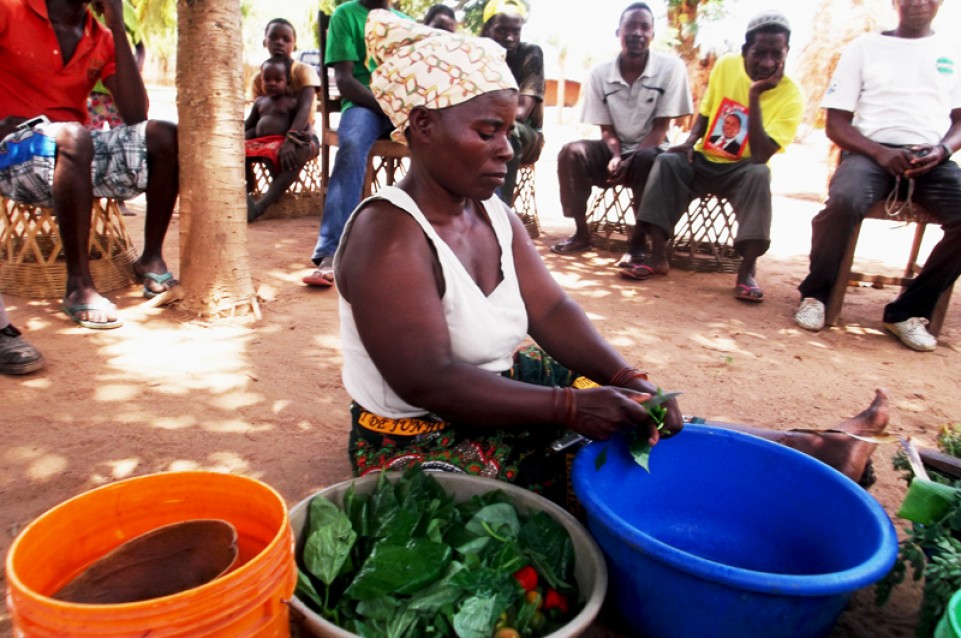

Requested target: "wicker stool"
[
  {"left": 0, "top": 196, "right": 137, "bottom": 298},
  {"left": 667, "top": 195, "right": 742, "bottom": 273},
  {"left": 248, "top": 156, "right": 324, "bottom": 220},
  {"left": 585, "top": 184, "right": 636, "bottom": 252},
  {"left": 512, "top": 164, "right": 539, "bottom": 239}
]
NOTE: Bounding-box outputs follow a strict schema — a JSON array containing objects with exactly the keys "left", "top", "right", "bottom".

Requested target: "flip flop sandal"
[
  {"left": 303, "top": 256, "right": 335, "bottom": 287},
  {"left": 550, "top": 238, "right": 591, "bottom": 254},
  {"left": 735, "top": 283, "right": 765, "bottom": 302},
  {"left": 141, "top": 271, "right": 178, "bottom": 299},
  {"left": 619, "top": 264, "right": 663, "bottom": 281},
  {"left": 61, "top": 300, "right": 123, "bottom": 330},
  {"left": 302, "top": 268, "right": 334, "bottom": 287}
]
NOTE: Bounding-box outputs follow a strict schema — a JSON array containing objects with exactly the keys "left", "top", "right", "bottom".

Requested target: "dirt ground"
[{"left": 1, "top": 125, "right": 959, "bottom": 637}]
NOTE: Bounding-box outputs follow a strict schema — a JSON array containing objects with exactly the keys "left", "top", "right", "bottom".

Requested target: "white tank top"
[{"left": 337, "top": 186, "right": 529, "bottom": 418}]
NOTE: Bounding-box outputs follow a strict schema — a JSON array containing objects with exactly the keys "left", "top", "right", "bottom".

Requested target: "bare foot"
[{"left": 785, "top": 388, "right": 889, "bottom": 484}]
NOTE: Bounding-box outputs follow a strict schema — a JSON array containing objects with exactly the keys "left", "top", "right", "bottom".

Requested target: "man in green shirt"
[{"left": 304, "top": 0, "right": 409, "bottom": 288}]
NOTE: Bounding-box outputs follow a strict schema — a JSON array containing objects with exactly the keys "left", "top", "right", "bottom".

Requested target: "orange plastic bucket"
[{"left": 5, "top": 471, "right": 295, "bottom": 637}]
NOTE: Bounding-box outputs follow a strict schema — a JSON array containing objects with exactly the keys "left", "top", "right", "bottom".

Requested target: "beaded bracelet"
[
  {"left": 609, "top": 366, "right": 649, "bottom": 387},
  {"left": 552, "top": 387, "right": 578, "bottom": 428}
]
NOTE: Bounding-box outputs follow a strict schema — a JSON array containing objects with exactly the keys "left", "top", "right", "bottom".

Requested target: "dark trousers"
[
  {"left": 798, "top": 152, "right": 961, "bottom": 323},
  {"left": 556, "top": 140, "right": 661, "bottom": 221},
  {"left": 499, "top": 121, "right": 543, "bottom": 204}
]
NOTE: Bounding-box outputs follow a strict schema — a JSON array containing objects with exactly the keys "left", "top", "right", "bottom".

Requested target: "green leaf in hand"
[{"left": 629, "top": 389, "right": 682, "bottom": 472}]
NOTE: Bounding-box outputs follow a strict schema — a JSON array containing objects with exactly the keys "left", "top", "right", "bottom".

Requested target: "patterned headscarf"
[
  {"left": 366, "top": 10, "right": 517, "bottom": 144},
  {"left": 482, "top": 0, "right": 528, "bottom": 25}
]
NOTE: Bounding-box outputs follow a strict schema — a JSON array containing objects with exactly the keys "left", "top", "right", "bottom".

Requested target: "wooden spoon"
[{"left": 53, "top": 519, "right": 239, "bottom": 604}]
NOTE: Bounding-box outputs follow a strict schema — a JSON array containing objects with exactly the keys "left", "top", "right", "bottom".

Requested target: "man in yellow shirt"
[{"left": 621, "top": 10, "right": 804, "bottom": 303}]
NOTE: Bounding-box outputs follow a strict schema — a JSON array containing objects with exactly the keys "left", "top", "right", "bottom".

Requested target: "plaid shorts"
[{"left": 0, "top": 120, "right": 149, "bottom": 208}]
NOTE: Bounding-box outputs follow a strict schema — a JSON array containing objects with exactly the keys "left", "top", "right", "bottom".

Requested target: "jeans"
[
  {"left": 311, "top": 106, "right": 393, "bottom": 264},
  {"left": 798, "top": 153, "right": 961, "bottom": 322}
]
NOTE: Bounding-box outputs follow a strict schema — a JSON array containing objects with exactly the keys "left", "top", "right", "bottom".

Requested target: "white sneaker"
[
  {"left": 795, "top": 298, "right": 825, "bottom": 332},
  {"left": 883, "top": 317, "right": 937, "bottom": 352}
]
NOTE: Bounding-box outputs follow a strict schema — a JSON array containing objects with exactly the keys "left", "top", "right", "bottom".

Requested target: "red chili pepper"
[
  {"left": 543, "top": 588, "right": 569, "bottom": 615},
  {"left": 512, "top": 565, "right": 538, "bottom": 592}
]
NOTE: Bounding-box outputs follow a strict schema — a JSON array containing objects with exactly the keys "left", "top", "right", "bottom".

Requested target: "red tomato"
[
  {"left": 543, "top": 588, "right": 569, "bottom": 615},
  {"left": 512, "top": 565, "right": 538, "bottom": 592},
  {"left": 493, "top": 628, "right": 520, "bottom": 638}
]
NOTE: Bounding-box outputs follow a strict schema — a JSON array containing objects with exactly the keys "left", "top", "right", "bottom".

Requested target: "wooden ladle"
[{"left": 53, "top": 519, "right": 239, "bottom": 604}]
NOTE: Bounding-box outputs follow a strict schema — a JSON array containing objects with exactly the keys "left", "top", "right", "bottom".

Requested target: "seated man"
[
  {"left": 0, "top": 0, "right": 179, "bottom": 329},
  {"left": 303, "top": 0, "right": 408, "bottom": 288},
  {"left": 480, "top": 0, "right": 545, "bottom": 205},
  {"left": 794, "top": 0, "right": 960, "bottom": 352},
  {"left": 550, "top": 2, "right": 692, "bottom": 256},
  {"left": 246, "top": 18, "right": 320, "bottom": 223},
  {"left": 622, "top": 10, "right": 804, "bottom": 304},
  {"left": 0, "top": 294, "right": 44, "bottom": 375}
]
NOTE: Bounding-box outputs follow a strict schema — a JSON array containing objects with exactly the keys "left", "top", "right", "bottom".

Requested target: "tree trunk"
[{"left": 175, "top": 0, "right": 257, "bottom": 318}]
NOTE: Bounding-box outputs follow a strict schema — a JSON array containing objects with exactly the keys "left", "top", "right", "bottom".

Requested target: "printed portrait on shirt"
[{"left": 704, "top": 98, "right": 748, "bottom": 160}]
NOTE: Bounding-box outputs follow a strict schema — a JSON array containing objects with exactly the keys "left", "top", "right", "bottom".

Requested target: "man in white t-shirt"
[
  {"left": 794, "top": 0, "right": 960, "bottom": 352},
  {"left": 549, "top": 2, "right": 692, "bottom": 257}
]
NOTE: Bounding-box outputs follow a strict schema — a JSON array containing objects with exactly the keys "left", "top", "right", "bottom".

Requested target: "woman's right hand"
[{"left": 568, "top": 387, "right": 655, "bottom": 442}]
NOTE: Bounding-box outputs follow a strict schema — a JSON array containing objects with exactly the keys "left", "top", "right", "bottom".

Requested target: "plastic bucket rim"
[
  {"left": 6, "top": 470, "right": 292, "bottom": 611},
  {"left": 288, "top": 471, "right": 608, "bottom": 638},
  {"left": 572, "top": 424, "right": 898, "bottom": 597}
]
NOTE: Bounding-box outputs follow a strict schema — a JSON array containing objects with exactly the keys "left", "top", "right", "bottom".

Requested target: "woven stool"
[
  {"left": 0, "top": 196, "right": 137, "bottom": 298},
  {"left": 668, "top": 195, "right": 742, "bottom": 273},
  {"left": 512, "top": 164, "right": 539, "bottom": 239},
  {"left": 585, "top": 184, "right": 636, "bottom": 252},
  {"left": 248, "top": 156, "right": 324, "bottom": 220}
]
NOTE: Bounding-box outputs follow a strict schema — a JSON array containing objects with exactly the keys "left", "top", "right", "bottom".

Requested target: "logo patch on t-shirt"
[{"left": 937, "top": 57, "right": 954, "bottom": 76}]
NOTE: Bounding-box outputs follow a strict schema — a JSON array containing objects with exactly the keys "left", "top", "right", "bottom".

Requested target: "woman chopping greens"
[
  {"left": 333, "top": 12, "right": 678, "bottom": 504},
  {"left": 334, "top": 11, "right": 887, "bottom": 503}
]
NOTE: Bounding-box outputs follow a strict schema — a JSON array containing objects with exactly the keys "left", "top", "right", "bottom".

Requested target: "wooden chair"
[
  {"left": 317, "top": 11, "right": 409, "bottom": 211},
  {"left": 825, "top": 198, "right": 952, "bottom": 336},
  {"left": 0, "top": 196, "right": 137, "bottom": 298}
]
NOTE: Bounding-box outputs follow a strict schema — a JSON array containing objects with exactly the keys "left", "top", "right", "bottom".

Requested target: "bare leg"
[
  {"left": 720, "top": 389, "right": 889, "bottom": 484},
  {"left": 134, "top": 120, "right": 179, "bottom": 294},
  {"left": 620, "top": 222, "right": 670, "bottom": 280},
  {"left": 53, "top": 124, "right": 118, "bottom": 325},
  {"left": 249, "top": 165, "right": 298, "bottom": 222}
]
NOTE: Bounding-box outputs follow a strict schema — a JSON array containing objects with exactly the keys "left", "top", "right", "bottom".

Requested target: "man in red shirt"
[{"left": 0, "top": 0, "right": 179, "bottom": 329}]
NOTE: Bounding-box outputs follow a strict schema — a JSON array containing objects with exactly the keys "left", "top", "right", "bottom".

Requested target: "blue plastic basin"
[{"left": 572, "top": 425, "right": 898, "bottom": 638}]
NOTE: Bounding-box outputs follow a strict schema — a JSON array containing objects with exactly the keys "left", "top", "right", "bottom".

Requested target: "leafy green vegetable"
[
  {"left": 304, "top": 497, "right": 357, "bottom": 586},
  {"left": 877, "top": 422, "right": 961, "bottom": 637},
  {"left": 629, "top": 389, "right": 681, "bottom": 472},
  {"left": 295, "top": 467, "right": 580, "bottom": 637}
]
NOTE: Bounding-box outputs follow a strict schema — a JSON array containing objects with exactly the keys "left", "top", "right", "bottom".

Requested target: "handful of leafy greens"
[
  {"left": 594, "top": 389, "right": 682, "bottom": 473},
  {"left": 296, "top": 467, "right": 579, "bottom": 638}
]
